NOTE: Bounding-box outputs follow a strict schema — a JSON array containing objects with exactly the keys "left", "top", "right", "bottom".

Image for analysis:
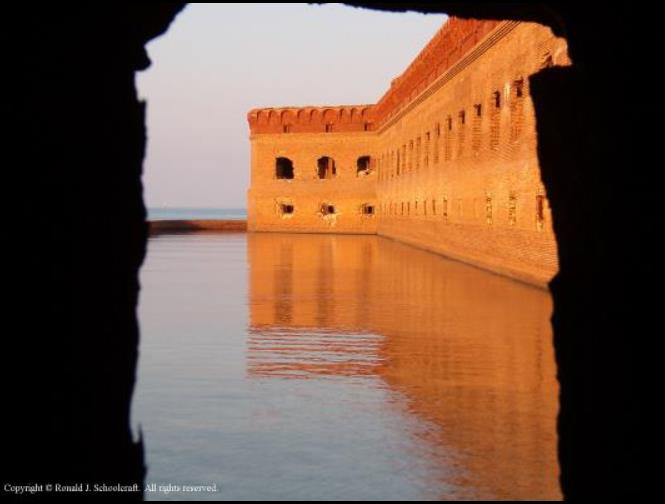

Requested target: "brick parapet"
[
  {"left": 371, "top": 17, "right": 501, "bottom": 128},
  {"left": 247, "top": 105, "right": 375, "bottom": 135}
]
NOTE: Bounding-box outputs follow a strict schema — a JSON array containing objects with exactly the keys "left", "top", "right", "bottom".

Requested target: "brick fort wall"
[{"left": 246, "top": 18, "right": 570, "bottom": 286}]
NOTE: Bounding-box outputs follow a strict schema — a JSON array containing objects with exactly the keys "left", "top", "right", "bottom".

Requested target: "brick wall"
[
  {"left": 247, "top": 131, "right": 378, "bottom": 234},
  {"left": 247, "top": 19, "right": 570, "bottom": 286}
]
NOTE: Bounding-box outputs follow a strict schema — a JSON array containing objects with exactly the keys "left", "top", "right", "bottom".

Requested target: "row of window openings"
[
  {"left": 279, "top": 203, "right": 375, "bottom": 216},
  {"left": 275, "top": 156, "right": 371, "bottom": 180},
  {"left": 381, "top": 194, "right": 546, "bottom": 226},
  {"left": 275, "top": 81, "right": 526, "bottom": 181},
  {"left": 378, "top": 79, "right": 525, "bottom": 179},
  {"left": 281, "top": 75, "right": 536, "bottom": 135},
  {"left": 278, "top": 195, "right": 544, "bottom": 225}
]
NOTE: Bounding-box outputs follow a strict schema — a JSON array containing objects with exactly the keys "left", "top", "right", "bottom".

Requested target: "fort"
[
  {"left": 247, "top": 17, "right": 569, "bottom": 286},
  {"left": 6, "top": 4, "right": 633, "bottom": 500}
]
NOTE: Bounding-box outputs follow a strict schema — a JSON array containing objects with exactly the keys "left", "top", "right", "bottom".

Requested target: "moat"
[{"left": 133, "top": 232, "right": 560, "bottom": 501}]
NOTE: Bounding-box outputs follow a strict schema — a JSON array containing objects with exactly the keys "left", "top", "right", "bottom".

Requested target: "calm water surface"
[{"left": 133, "top": 233, "right": 560, "bottom": 501}]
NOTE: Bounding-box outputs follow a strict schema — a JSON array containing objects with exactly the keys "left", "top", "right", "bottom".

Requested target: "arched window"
[
  {"left": 275, "top": 157, "right": 294, "bottom": 179},
  {"left": 317, "top": 156, "right": 336, "bottom": 179},
  {"left": 357, "top": 156, "right": 371, "bottom": 176}
]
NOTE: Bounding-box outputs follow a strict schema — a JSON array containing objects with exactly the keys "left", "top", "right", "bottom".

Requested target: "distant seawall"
[{"left": 149, "top": 219, "right": 247, "bottom": 235}]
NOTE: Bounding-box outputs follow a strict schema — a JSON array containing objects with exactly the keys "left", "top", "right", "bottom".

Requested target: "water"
[
  {"left": 147, "top": 207, "right": 247, "bottom": 221},
  {"left": 133, "top": 232, "right": 561, "bottom": 501}
]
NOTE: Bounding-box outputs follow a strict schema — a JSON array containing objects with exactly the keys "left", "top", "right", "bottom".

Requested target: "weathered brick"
[{"left": 247, "top": 19, "right": 570, "bottom": 287}]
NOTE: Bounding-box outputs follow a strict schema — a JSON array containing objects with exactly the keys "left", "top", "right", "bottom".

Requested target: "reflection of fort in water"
[{"left": 247, "top": 233, "right": 560, "bottom": 500}]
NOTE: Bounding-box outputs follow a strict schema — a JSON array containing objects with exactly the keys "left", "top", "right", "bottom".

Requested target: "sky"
[{"left": 138, "top": 3, "right": 446, "bottom": 209}]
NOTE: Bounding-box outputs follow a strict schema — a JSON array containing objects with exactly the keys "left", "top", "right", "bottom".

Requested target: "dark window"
[
  {"left": 317, "top": 157, "right": 336, "bottom": 179},
  {"left": 280, "top": 204, "right": 294, "bottom": 214},
  {"left": 474, "top": 104, "right": 482, "bottom": 117},
  {"left": 514, "top": 78, "right": 525, "bottom": 98},
  {"left": 275, "top": 157, "right": 294, "bottom": 179},
  {"left": 357, "top": 156, "right": 371, "bottom": 176},
  {"left": 536, "top": 195, "right": 546, "bottom": 228},
  {"left": 321, "top": 203, "right": 336, "bottom": 215},
  {"left": 493, "top": 91, "right": 501, "bottom": 108},
  {"left": 362, "top": 204, "right": 374, "bottom": 215}
]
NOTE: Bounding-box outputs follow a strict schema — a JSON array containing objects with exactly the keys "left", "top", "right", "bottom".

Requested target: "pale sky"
[{"left": 138, "top": 3, "right": 446, "bottom": 209}]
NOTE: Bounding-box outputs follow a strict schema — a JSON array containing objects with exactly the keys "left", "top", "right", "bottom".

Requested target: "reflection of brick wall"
[
  {"left": 246, "top": 232, "right": 561, "bottom": 500},
  {"left": 247, "top": 18, "right": 570, "bottom": 286}
]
